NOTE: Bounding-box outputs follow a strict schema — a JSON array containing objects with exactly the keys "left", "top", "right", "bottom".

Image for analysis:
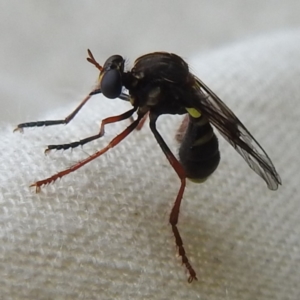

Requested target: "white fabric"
[{"left": 1, "top": 30, "right": 300, "bottom": 299}]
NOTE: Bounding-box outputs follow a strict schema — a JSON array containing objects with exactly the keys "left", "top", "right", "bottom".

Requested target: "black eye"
[
  {"left": 100, "top": 55, "right": 124, "bottom": 99},
  {"left": 100, "top": 69, "right": 122, "bottom": 99}
]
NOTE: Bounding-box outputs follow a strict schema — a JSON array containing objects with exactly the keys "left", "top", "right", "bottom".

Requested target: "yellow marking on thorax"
[{"left": 185, "top": 107, "right": 201, "bottom": 118}]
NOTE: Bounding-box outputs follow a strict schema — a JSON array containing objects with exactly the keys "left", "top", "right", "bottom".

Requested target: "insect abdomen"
[{"left": 178, "top": 114, "right": 220, "bottom": 182}]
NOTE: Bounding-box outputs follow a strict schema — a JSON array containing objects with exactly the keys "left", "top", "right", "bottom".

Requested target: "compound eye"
[
  {"left": 100, "top": 69, "right": 122, "bottom": 99},
  {"left": 100, "top": 55, "right": 124, "bottom": 99}
]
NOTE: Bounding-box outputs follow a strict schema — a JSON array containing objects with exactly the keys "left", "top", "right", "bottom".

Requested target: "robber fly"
[{"left": 14, "top": 50, "right": 281, "bottom": 282}]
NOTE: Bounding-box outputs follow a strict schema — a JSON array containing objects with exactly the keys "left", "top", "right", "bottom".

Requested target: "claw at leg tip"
[
  {"left": 13, "top": 127, "right": 23, "bottom": 133},
  {"left": 30, "top": 183, "right": 41, "bottom": 193},
  {"left": 188, "top": 275, "right": 197, "bottom": 283},
  {"left": 44, "top": 148, "right": 50, "bottom": 155}
]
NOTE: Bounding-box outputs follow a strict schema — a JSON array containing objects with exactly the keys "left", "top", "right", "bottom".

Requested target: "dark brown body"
[{"left": 125, "top": 53, "right": 221, "bottom": 181}]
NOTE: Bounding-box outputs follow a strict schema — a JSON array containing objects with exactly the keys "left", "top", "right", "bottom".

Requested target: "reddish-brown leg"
[
  {"left": 31, "top": 115, "right": 143, "bottom": 192},
  {"left": 136, "top": 111, "right": 149, "bottom": 130},
  {"left": 149, "top": 113, "right": 197, "bottom": 283},
  {"left": 45, "top": 108, "right": 136, "bottom": 152},
  {"left": 129, "top": 111, "right": 149, "bottom": 130}
]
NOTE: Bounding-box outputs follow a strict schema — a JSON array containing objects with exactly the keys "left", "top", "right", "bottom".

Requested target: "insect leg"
[
  {"left": 149, "top": 113, "right": 197, "bottom": 283},
  {"left": 45, "top": 108, "right": 136, "bottom": 153},
  {"left": 14, "top": 93, "right": 94, "bottom": 132},
  {"left": 31, "top": 114, "right": 143, "bottom": 192},
  {"left": 14, "top": 91, "right": 132, "bottom": 133},
  {"left": 129, "top": 111, "right": 149, "bottom": 131},
  {"left": 136, "top": 111, "right": 149, "bottom": 130}
]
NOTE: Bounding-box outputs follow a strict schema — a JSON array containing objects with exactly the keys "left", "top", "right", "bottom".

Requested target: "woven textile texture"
[{"left": 1, "top": 30, "right": 300, "bottom": 299}]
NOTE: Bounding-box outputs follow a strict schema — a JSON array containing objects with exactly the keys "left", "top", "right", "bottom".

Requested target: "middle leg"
[{"left": 45, "top": 108, "right": 136, "bottom": 153}]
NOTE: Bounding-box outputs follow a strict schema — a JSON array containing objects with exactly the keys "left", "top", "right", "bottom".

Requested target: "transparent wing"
[{"left": 191, "top": 76, "right": 281, "bottom": 190}]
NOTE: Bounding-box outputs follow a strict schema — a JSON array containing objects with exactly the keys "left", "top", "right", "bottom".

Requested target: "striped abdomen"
[{"left": 177, "top": 114, "right": 220, "bottom": 182}]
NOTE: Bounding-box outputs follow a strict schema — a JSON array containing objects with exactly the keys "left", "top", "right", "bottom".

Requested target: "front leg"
[{"left": 13, "top": 93, "right": 94, "bottom": 132}]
